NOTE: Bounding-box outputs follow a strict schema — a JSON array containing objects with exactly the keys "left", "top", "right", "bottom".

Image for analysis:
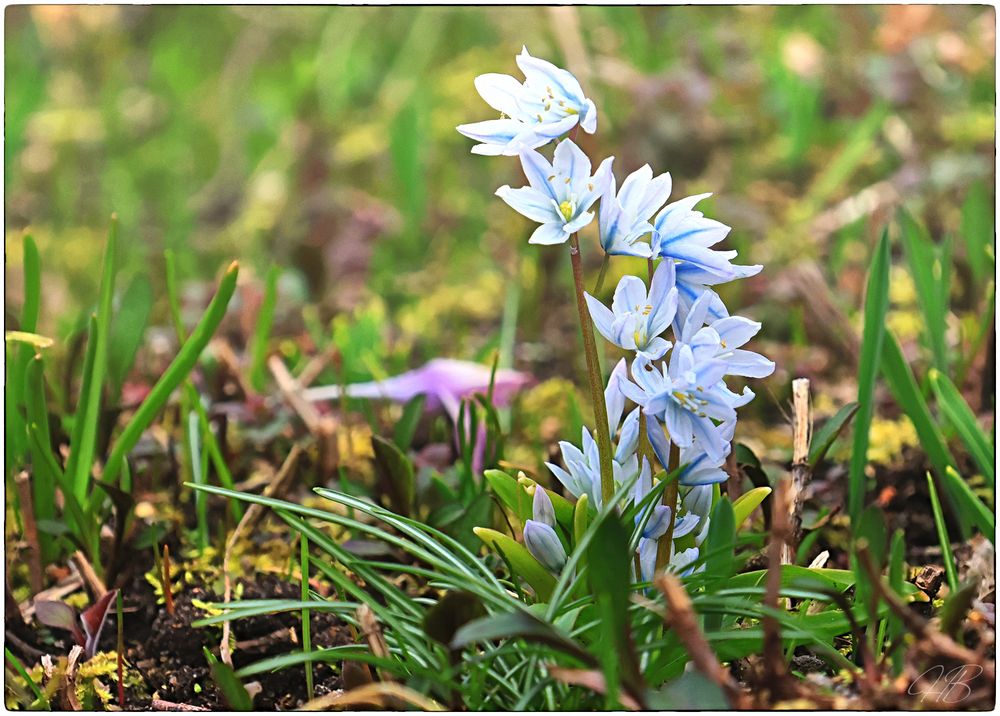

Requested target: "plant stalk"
[
  {"left": 655, "top": 443, "right": 681, "bottom": 573},
  {"left": 568, "top": 234, "right": 615, "bottom": 506}
]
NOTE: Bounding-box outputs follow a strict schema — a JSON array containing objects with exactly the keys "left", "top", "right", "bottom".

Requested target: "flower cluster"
[{"left": 459, "top": 49, "right": 773, "bottom": 582}]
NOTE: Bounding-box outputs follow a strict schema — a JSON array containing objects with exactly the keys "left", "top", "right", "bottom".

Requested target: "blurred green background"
[{"left": 5, "top": 5, "right": 995, "bottom": 442}]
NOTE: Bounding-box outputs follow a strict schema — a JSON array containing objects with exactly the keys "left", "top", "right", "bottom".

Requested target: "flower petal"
[
  {"left": 474, "top": 73, "right": 527, "bottom": 117},
  {"left": 528, "top": 222, "right": 570, "bottom": 245},
  {"left": 523, "top": 520, "right": 567, "bottom": 573},
  {"left": 495, "top": 185, "right": 558, "bottom": 224}
]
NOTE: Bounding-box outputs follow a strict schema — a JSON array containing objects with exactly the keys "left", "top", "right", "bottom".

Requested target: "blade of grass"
[
  {"left": 249, "top": 265, "right": 279, "bottom": 393},
  {"left": 848, "top": 230, "right": 890, "bottom": 526},
  {"left": 100, "top": 261, "right": 239, "bottom": 491},
  {"left": 189, "top": 411, "right": 209, "bottom": 551},
  {"left": 64, "top": 314, "right": 98, "bottom": 494},
  {"left": 108, "top": 275, "right": 153, "bottom": 397},
  {"left": 898, "top": 210, "right": 949, "bottom": 371},
  {"left": 71, "top": 215, "right": 119, "bottom": 503},
  {"left": 960, "top": 179, "right": 994, "bottom": 286},
  {"left": 926, "top": 472, "right": 959, "bottom": 593},
  {"left": 928, "top": 368, "right": 994, "bottom": 488},
  {"left": 880, "top": 331, "right": 969, "bottom": 536},
  {"left": 300, "top": 534, "right": 314, "bottom": 701},
  {"left": 24, "top": 353, "right": 57, "bottom": 562},
  {"left": 941, "top": 466, "right": 994, "bottom": 539},
  {"left": 7, "top": 234, "right": 43, "bottom": 468},
  {"left": 5, "top": 646, "right": 47, "bottom": 708}
]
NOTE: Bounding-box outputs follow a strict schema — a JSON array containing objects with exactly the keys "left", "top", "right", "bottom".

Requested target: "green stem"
[
  {"left": 592, "top": 253, "right": 611, "bottom": 295},
  {"left": 569, "top": 235, "right": 615, "bottom": 506}
]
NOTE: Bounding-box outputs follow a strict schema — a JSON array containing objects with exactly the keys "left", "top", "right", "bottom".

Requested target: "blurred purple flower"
[{"left": 303, "top": 358, "right": 531, "bottom": 422}]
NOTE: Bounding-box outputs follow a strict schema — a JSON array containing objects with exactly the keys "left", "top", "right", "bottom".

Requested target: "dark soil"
[
  {"left": 127, "top": 573, "right": 352, "bottom": 710},
  {"left": 9, "top": 570, "right": 352, "bottom": 711}
]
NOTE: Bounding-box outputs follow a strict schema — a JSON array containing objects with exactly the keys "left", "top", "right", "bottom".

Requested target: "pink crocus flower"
[{"left": 304, "top": 359, "right": 532, "bottom": 473}]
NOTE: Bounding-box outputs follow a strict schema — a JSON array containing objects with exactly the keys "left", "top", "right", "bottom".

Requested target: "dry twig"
[
  {"left": 783, "top": 379, "right": 812, "bottom": 565},
  {"left": 764, "top": 477, "right": 792, "bottom": 693}
]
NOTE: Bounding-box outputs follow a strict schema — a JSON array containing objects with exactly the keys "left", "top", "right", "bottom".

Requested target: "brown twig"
[
  {"left": 269, "top": 355, "right": 324, "bottom": 434},
  {"left": 783, "top": 379, "right": 812, "bottom": 565},
  {"left": 151, "top": 699, "right": 210, "bottom": 711},
  {"left": 72, "top": 550, "right": 107, "bottom": 600},
  {"left": 220, "top": 443, "right": 303, "bottom": 665},
  {"left": 14, "top": 472, "right": 43, "bottom": 595},
  {"left": 763, "top": 477, "right": 792, "bottom": 692},
  {"left": 656, "top": 573, "right": 748, "bottom": 708}
]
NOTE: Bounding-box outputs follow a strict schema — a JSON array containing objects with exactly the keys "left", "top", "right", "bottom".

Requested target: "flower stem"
[
  {"left": 569, "top": 234, "right": 615, "bottom": 506},
  {"left": 592, "top": 253, "right": 611, "bottom": 295},
  {"left": 655, "top": 442, "right": 681, "bottom": 573}
]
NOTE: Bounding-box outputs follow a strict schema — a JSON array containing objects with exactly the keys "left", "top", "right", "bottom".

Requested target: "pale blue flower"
[
  {"left": 523, "top": 487, "right": 568, "bottom": 573},
  {"left": 675, "top": 291, "right": 775, "bottom": 380},
  {"left": 605, "top": 359, "right": 641, "bottom": 463},
  {"left": 619, "top": 350, "right": 736, "bottom": 463},
  {"left": 545, "top": 425, "right": 640, "bottom": 509},
  {"left": 652, "top": 193, "right": 740, "bottom": 277},
  {"left": 599, "top": 165, "right": 673, "bottom": 258},
  {"left": 646, "top": 418, "right": 736, "bottom": 486},
  {"left": 457, "top": 47, "right": 597, "bottom": 156},
  {"left": 496, "top": 139, "right": 613, "bottom": 245},
  {"left": 584, "top": 260, "right": 678, "bottom": 360},
  {"left": 546, "top": 363, "right": 642, "bottom": 507},
  {"left": 674, "top": 260, "right": 762, "bottom": 326}
]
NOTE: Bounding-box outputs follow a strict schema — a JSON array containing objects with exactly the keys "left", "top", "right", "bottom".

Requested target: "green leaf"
[
  {"left": 849, "top": 229, "right": 890, "bottom": 526},
  {"left": 108, "top": 274, "right": 153, "bottom": 396},
  {"left": 880, "top": 331, "right": 968, "bottom": 536},
  {"left": 484, "top": 469, "right": 532, "bottom": 524},
  {"left": 960, "top": 180, "right": 994, "bottom": 285},
  {"left": 204, "top": 647, "right": 253, "bottom": 710},
  {"left": 101, "top": 261, "right": 239, "bottom": 490},
  {"left": 852, "top": 505, "right": 888, "bottom": 624},
  {"left": 886, "top": 529, "right": 906, "bottom": 676},
  {"left": 586, "top": 515, "right": 643, "bottom": 706},
  {"left": 393, "top": 393, "right": 426, "bottom": 451},
  {"left": 926, "top": 472, "right": 959, "bottom": 593},
  {"left": 808, "top": 402, "right": 859, "bottom": 468},
  {"left": 371, "top": 434, "right": 415, "bottom": 516},
  {"left": 647, "top": 672, "right": 728, "bottom": 710},
  {"left": 24, "top": 354, "right": 57, "bottom": 562},
  {"left": 473, "top": 527, "right": 555, "bottom": 602},
  {"left": 71, "top": 215, "right": 119, "bottom": 504},
  {"left": 249, "top": 265, "right": 279, "bottom": 393},
  {"left": 940, "top": 466, "right": 994, "bottom": 540},
  {"left": 450, "top": 611, "right": 595, "bottom": 667},
  {"left": 899, "top": 210, "right": 949, "bottom": 370},
  {"left": 704, "top": 498, "right": 736, "bottom": 582},
  {"left": 929, "top": 368, "right": 993, "bottom": 488},
  {"left": 573, "top": 493, "right": 590, "bottom": 547},
  {"left": 731, "top": 487, "right": 771, "bottom": 529}
]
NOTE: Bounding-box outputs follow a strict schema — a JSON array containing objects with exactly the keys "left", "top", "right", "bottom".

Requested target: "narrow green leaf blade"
[
  {"left": 929, "top": 368, "right": 994, "bottom": 487},
  {"left": 849, "top": 230, "right": 890, "bottom": 526}
]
